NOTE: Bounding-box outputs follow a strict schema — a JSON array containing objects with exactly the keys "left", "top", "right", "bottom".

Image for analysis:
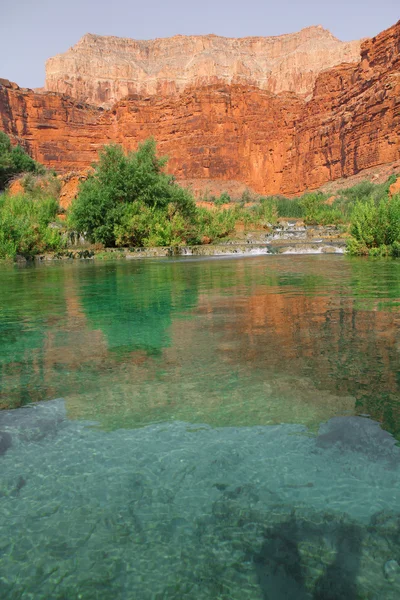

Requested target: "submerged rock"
[
  {"left": 384, "top": 560, "right": 400, "bottom": 583},
  {"left": 316, "top": 417, "right": 398, "bottom": 465},
  {"left": 0, "top": 431, "right": 12, "bottom": 455}
]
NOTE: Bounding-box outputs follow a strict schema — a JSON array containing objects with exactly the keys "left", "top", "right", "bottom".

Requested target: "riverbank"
[{"left": 13, "top": 222, "right": 347, "bottom": 262}]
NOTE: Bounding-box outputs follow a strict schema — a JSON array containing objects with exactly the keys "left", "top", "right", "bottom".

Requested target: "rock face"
[
  {"left": 1, "top": 21, "right": 399, "bottom": 196},
  {"left": 45, "top": 27, "right": 361, "bottom": 107},
  {"left": 0, "top": 79, "right": 105, "bottom": 172},
  {"left": 59, "top": 174, "right": 86, "bottom": 210},
  {"left": 389, "top": 177, "right": 400, "bottom": 197}
]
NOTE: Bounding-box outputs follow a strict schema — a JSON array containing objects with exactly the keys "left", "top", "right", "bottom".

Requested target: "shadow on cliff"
[{"left": 253, "top": 516, "right": 362, "bottom": 600}]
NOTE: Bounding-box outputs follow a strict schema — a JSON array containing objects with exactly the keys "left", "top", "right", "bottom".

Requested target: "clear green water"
[{"left": 1, "top": 255, "right": 400, "bottom": 599}]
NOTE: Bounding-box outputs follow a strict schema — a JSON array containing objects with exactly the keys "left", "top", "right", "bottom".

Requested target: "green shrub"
[
  {"left": 337, "top": 179, "right": 394, "bottom": 205},
  {"left": 0, "top": 193, "right": 63, "bottom": 259},
  {"left": 273, "top": 196, "right": 304, "bottom": 218},
  {"left": 196, "top": 207, "right": 238, "bottom": 242},
  {"left": 339, "top": 181, "right": 376, "bottom": 203},
  {"left": 254, "top": 176, "right": 399, "bottom": 226},
  {"left": 214, "top": 192, "right": 231, "bottom": 207},
  {"left": 20, "top": 172, "right": 61, "bottom": 199},
  {"left": 243, "top": 199, "right": 278, "bottom": 227},
  {"left": 391, "top": 241, "right": 400, "bottom": 258},
  {"left": 300, "top": 193, "right": 325, "bottom": 224},
  {"left": 114, "top": 202, "right": 198, "bottom": 247},
  {"left": 241, "top": 189, "right": 253, "bottom": 203},
  {"left": 347, "top": 194, "right": 400, "bottom": 256},
  {"left": 68, "top": 139, "right": 197, "bottom": 247},
  {"left": 331, "top": 176, "right": 399, "bottom": 221},
  {"left": 0, "top": 132, "right": 44, "bottom": 190}
]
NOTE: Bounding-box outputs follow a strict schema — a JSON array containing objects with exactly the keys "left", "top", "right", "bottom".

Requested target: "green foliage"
[
  {"left": 196, "top": 207, "right": 238, "bottom": 242},
  {"left": 214, "top": 192, "right": 231, "bottom": 207},
  {"left": 391, "top": 241, "right": 400, "bottom": 258},
  {"left": 347, "top": 194, "right": 400, "bottom": 256},
  {"left": 241, "top": 189, "right": 253, "bottom": 203},
  {"left": 0, "top": 132, "right": 44, "bottom": 190},
  {"left": 239, "top": 191, "right": 340, "bottom": 224},
  {"left": 329, "top": 176, "right": 397, "bottom": 220},
  {"left": 20, "top": 172, "right": 61, "bottom": 199},
  {"left": 298, "top": 193, "right": 341, "bottom": 225},
  {"left": 242, "top": 199, "right": 278, "bottom": 227},
  {"left": 247, "top": 176, "right": 399, "bottom": 227},
  {"left": 300, "top": 193, "right": 323, "bottom": 224},
  {"left": 68, "top": 140, "right": 198, "bottom": 247},
  {"left": 114, "top": 202, "right": 198, "bottom": 247},
  {"left": 273, "top": 196, "right": 304, "bottom": 218},
  {"left": 0, "top": 193, "right": 63, "bottom": 259},
  {"left": 337, "top": 178, "right": 393, "bottom": 204}
]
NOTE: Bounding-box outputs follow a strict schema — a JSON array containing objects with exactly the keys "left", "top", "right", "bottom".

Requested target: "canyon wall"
[
  {"left": 0, "top": 21, "right": 399, "bottom": 197},
  {"left": 45, "top": 27, "right": 361, "bottom": 107},
  {"left": 284, "top": 21, "right": 400, "bottom": 192},
  {"left": 0, "top": 79, "right": 108, "bottom": 172}
]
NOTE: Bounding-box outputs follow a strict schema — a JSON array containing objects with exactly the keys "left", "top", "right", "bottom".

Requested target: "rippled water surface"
[{"left": 1, "top": 255, "right": 400, "bottom": 599}]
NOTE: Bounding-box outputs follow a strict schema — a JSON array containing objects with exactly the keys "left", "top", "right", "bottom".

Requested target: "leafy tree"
[
  {"left": 68, "top": 139, "right": 198, "bottom": 247},
  {"left": 0, "top": 132, "right": 44, "bottom": 190}
]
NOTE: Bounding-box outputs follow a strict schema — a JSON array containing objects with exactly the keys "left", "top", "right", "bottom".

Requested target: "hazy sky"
[{"left": 1, "top": 0, "right": 398, "bottom": 88}]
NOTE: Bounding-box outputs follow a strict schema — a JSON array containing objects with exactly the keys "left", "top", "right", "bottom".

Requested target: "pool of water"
[{"left": 1, "top": 255, "right": 400, "bottom": 598}]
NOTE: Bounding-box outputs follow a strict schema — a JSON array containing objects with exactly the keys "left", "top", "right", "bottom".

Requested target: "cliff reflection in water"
[{"left": 0, "top": 256, "right": 399, "bottom": 436}]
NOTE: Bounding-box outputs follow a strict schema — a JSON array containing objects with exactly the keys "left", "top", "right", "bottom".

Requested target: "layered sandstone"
[
  {"left": 0, "top": 79, "right": 106, "bottom": 172},
  {"left": 1, "top": 21, "right": 399, "bottom": 197},
  {"left": 45, "top": 27, "right": 361, "bottom": 107},
  {"left": 287, "top": 20, "right": 400, "bottom": 192}
]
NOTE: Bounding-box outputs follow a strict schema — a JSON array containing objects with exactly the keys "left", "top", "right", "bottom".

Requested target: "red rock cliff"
[
  {"left": 0, "top": 21, "right": 399, "bottom": 197},
  {"left": 45, "top": 27, "right": 361, "bottom": 108},
  {"left": 286, "top": 21, "right": 400, "bottom": 192}
]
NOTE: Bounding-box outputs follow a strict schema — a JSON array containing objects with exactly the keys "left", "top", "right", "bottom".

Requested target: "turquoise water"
[{"left": 1, "top": 255, "right": 400, "bottom": 598}]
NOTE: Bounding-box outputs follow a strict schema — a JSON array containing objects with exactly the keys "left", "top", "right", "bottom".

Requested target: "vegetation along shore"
[{"left": 0, "top": 131, "right": 399, "bottom": 261}]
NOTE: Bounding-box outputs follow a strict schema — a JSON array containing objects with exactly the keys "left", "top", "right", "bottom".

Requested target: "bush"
[
  {"left": 330, "top": 176, "right": 398, "bottom": 220},
  {"left": 20, "top": 172, "right": 61, "bottom": 199},
  {"left": 242, "top": 199, "right": 278, "bottom": 227},
  {"left": 273, "top": 196, "right": 304, "bottom": 218},
  {"left": 0, "top": 132, "right": 44, "bottom": 190},
  {"left": 68, "top": 139, "right": 198, "bottom": 247},
  {"left": 241, "top": 189, "right": 253, "bottom": 204},
  {"left": 252, "top": 176, "right": 399, "bottom": 226},
  {"left": 347, "top": 194, "right": 400, "bottom": 256},
  {"left": 0, "top": 193, "right": 63, "bottom": 259},
  {"left": 214, "top": 192, "right": 231, "bottom": 207},
  {"left": 114, "top": 202, "right": 198, "bottom": 247},
  {"left": 337, "top": 179, "right": 394, "bottom": 205},
  {"left": 196, "top": 207, "right": 238, "bottom": 242}
]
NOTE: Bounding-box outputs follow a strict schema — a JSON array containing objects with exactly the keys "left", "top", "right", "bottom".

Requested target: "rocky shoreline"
[
  {"left": 16, "top": 222, "right": 348, "bottom": 263},
  {"left": 19, "top": 241, "right": 346, "bottom": 263}
]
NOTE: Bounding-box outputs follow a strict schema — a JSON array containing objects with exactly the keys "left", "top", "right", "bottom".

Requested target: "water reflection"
[
  {"left": 79, "top": 261, "right": 200, "bottom": 355},
  {"left": 0, "top": 256, "right": 399, "bottom": 436},
  {"left": 1, "top": 256, "right": 400, "bottom": 598}
]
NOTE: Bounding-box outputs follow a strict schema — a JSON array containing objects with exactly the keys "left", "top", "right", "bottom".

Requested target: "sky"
[{"left": 0, "top": 0, "right": 398, "bottom": 89}]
